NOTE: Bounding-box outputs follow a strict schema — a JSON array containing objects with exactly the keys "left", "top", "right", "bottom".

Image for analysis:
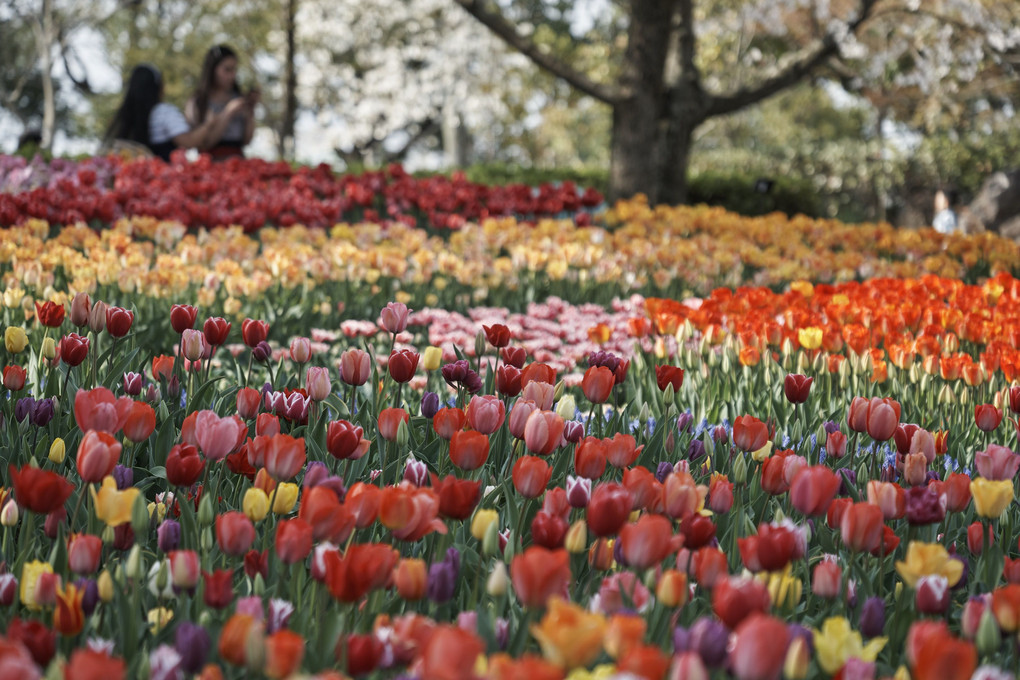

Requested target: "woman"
[
  {"left": 186, "top": 45, "right": 258, "bottom": 159},
  {"left": 104, "top": 64, "right": 245, "bottom": 162}
]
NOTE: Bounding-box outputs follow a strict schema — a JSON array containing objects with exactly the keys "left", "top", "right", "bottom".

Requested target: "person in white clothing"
[
  {"left": 933, "top": 186, "right": 961, "bottom": 235},
  {"left": 103, "top": 64, "right": 246, "bottom": 162}
]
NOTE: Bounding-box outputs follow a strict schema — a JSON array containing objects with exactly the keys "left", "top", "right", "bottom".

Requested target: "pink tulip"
[{"left": 465, "top": 394, "right": 506, "bottom": 435}]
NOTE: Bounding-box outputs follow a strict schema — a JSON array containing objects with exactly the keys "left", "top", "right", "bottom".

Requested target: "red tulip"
[
  {"left": 263, "top": 433, "right": 306, "bottom": 481},
  {"left": 265, "top": 630, "right": 305, "bottom": 679},
  {"left": 67, "top": 534, "right": 103, "bottom": 574},
  {"left": 203, "top": 569, "right": 234, "bottom": 608},
  {"left": 730, "top": 614, "right": 789, "bottom": 680},
  {"left": 388, "top": 349, "right": 420, "bottom": 383},
  {"left": 789, "top": 465, "right": 840, "bottom": 516},
  {"left": 379, "top": 485, "right": 445, "bottom": 541},
  {"left": 275, "top": 518, "right": 314, "bottom": 564},
  {"left": 35, "top": 300, "right": 65, "bottom": 327},
  {"left": 241, "top": 318, "right": 269, "bottom": 348},
  {"left": 60, "top": 333, "right": 90, "bottom": 367},
  {"left": 496, "top": 365, "right": 522, "bottom": 397},
  {"left": 531, "top": 510, "right": 569, "bottom": 549},
  {"left": 605, "top": 433, "right": 643, "bottom": 470},
  {"left": 483, "top": 323, "right": 511, "bottom": 348},
  {"left": 581, "top": 365, "right": 614, "bottom": 404},
  {"left": 501, "top": 346, "right": 527, "bottom": 369},
  {"left": 433, "top": 407, "right": 467, "bottom": 440},
  {"left": 520, "top": 362, "right": 556, "bottom": 388},
  {"left": 510, "top": 546, "right": 570, "bottom": 608},
  {"left": 913, "top": 628, "right": 977, "bottom": 680},
  {"left": 236, "top": 387, "right": 261, "bottom": 420},
  {"left": 324, "top": 543, "right": 398, "bottom": 602},
  {"left": 732, "top": 415, "right": 768, "bottom": 452},
  {"left": 586, "top": 483, "right": 632, "bottom": 537},
  {"left": 432, "top": 475, "right": 481, "bottom": 520},
  {"left": 575, "top": 437, "right": 608, "bottom": 479},
  {"left": 783, "top": 374, "right": 813, "bottom": 403},
  {"left": 379, "top": 407, "right": 410, "bottom": 442},
  {"left": 9, "top": 465, "right": 74, "bottom": 514},
  {"left": 216, "top": 511, "right": 256, "bottom": 556},
  {"left": 655, "top": 365, "right": 684, "bottom": 392},
  {"left": 165, "top": 443, "right": 205, "bottom": 487},
  {"left": 840, "top": 502, "right": 884, "bottom": 553},
  {"left": 975, "top": 404, "right": 1004, "bottom": 432},
  {"left": 825, "top": 430, "right": 847, "bottom": 458},
  {"left": 327, "top": 420, "right": 370, "bottom": 460},
  {"left": 105, "top": 306, "right": 134, "bottom": 338},
  {"left": 76, "top": 430, "right": 121, "bottom": 483},
  {"left": 340, "top": 633, "right": 385, "bottom": 676},
  {"left": 170, "top": 304, "right": 198, "bottom": 333},
  {"left": 812, "top": 559, "right": 842, "bottom": 598},
  {"left": 64, "top": 648, "right": 126, "bottom": 680},
  {"left": 691, "top": 547, "right": 728, "bottom": 589},
  {"left": 420, "top": 626, "right": 486, "bottom": 680},
  {"left": 512, "top": 456, "right": 552, "bottom": 498},
  {"left": 619, "top": 514, "right": 682, "bottom": 569},
  {"left": 122, "top": 401, "right": 155, "bottom": 443},
  {"left": 2, "top": 365, "right": 26, "bottom": 391},
  {"left": 299, "top": 486, "right": 354, "bottom": 543},
  {"left": 712, "top": 577, "right": 771, "bottom": 630},
  {"left": 74, "top": 387, "right": 133, "bottom": 433}
]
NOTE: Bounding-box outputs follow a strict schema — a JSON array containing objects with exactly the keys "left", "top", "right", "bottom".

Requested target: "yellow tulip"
[
  {"left": 812, "top": 617, "right": 886, "bottom": 675},
  {"left": 91, "top": 476, "right": 140, "bottom": 527},
  {"left": 470, "top": 509, "right": 499, "bottom": 541},
  {"left": 761, "top": 566, "right": 802, "bottom": 610},
  {"left": 894, "top": 541, "right": 964, "bottom": 588},
  {"left": 48, "top": 438, "right": 66, "bottom": 464},
  {"left": 971, "top": 478, "right": 1013, "bottom": 518},
  {"left": 243, "top": 488, "right": 270, "bottom": 522},
  {"left": 4, "top": 326, "right": 28, "bottom": 354},
  {"left": 272, "top": 483, "right": 299, "bottom": 514},
  {"left": 564, "top": 520, "right": 588, "bottom": 554},
  {"left": 531, "top": 597, "right": 607, "bottom": 669},
  {"left": 751, "top": 440, "right": 774, "bottom": 462},
  {"left": 148, "top": 607, "right": 174, "bottom": 634},
  {"left": 97, "top": 570, "right": 115, "bottom": 603},
  {"left": 797, "top": 327, "right": 823, "bottom": 351},
  {"left": 422, "top": 346, "right": 443, "bottom": 371},
  {"left": 20, "top": 560, "right": 54, "bottom": 610}
]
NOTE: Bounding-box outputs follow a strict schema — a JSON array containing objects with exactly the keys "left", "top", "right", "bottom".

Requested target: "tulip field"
[{"left": 5, "top": 156, "right": 1020, "bottom": 680}]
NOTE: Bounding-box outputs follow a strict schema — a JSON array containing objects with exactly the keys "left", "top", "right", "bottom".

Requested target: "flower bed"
[{"left": 3, "top": 158, "right": 1020, "bottom": 679}]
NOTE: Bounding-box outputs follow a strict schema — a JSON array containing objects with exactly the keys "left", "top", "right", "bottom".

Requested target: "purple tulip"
[
  {"left": 859, "top": 597, "right": 885, "bottom": 638},
  {"left": 421, "top": 391, "right": 440, "bottom": 419},
  {"left": 174, "top": 622, "right": 211, "bottom": 673},
  {"left": 157, "top": 520, "right": 181, "bottom": 552}
]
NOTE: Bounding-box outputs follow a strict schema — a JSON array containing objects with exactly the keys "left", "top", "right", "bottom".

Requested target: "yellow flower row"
[{"left": 1, "top": 201, "right": 1016, "bottom": 313}]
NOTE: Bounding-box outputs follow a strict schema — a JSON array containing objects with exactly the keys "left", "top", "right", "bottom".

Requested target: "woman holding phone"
[{"left": 186, "top": 45, "right": 258, "bottom": 159}]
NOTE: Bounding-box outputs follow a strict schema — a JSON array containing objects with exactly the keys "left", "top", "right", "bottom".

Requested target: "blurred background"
[{"left": 1, "top": 0, "right": 1018, "bottom": 225}]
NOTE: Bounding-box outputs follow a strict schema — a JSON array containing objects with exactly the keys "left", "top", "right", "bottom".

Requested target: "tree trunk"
[
  {"left": 279, "top": 0, "right": 298, "bottom": 159},
  {"left": 658, "top": 104, "right": 699, "bottom": 206},
  {"left": 33, "top": 0, "right": 56, "bottom": 150},
  {"left": 607, "top": 0, "right": 677, "bottom": 203}
]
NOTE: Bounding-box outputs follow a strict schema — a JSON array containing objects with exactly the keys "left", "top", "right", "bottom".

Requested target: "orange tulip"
[
  {"left": 512, "top": 456, "right": 553, "bottom": 498},
  {"left": 619, "top": 514, "right": 683, "bottom": 569},
  {"left": 218, "top": 614, "right": 265, "bottom": 669},
  {"left": 510, "top": 546, "right": 570, "bottom": 608},
  {"left": 394, "top": 558, "right": 427, "bottom": 600},
  {"left": 53, "top": 583, "right": 85, "bottom": 635},
  {"left": 324, "top": 543, "right": 398, "bottom": 603},
  {"left": 122, "top": 401, "right": 156, "bottom": 443},
  {"left": 449, "top": 430, "right": 490, "bottom": 471},
  {"left": 420, "top": 625, "right": 484, "bottom": 680},
  {"left": 581, "top": 366, "right": 614, "bottom": 404},
  {"left": 378, "top": 484, "right": 446, "bottom": 541},
  {"left": 264, "top": 630, "right": 304, "bottom": 679}
]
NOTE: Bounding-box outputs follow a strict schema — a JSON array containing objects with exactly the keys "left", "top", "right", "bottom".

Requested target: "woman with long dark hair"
[
  {"left": 186, "top": 45, "right": 257, "bottom": 159},
  {"left": 104, "top": 64, "right": 245, "bottom": 161}
]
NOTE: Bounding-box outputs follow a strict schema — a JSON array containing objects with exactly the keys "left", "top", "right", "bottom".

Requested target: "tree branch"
[
  {"left": 707, "top": 0, "right": 878, "bottom": 117},
  {"left": 452, "top": 0, "right": 624, "bottom": 104}
]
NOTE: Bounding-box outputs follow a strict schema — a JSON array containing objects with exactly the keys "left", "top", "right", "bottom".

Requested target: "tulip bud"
[
  {"left": 637, "top": 402, "right": 650, "bottom": 423},
  {"left": 88, "top": 300, "right": 108, "bottom": 333},
  {"left": 958, "top": 388, "right": 969, "bottom": 406},
  {"left": 70, "top": 292, "right": 91, "bottom": 327},
  {"left": 486, "top": 561, "right": 508, "bottom": 597},
  {"left": 48, "top": 437, "right": 66, "bottom": 464},
  {"left": 132, "top": 492, "right": 151, "bottom": 538},
  {"left": 663, "top": 384, "right": 675, "bottom": 406},
  {"left": 552, "top": 379, "right": 565, "bottom": 403},
  {"left": 564, "top": 520, "right": 588, "bottom": 554},
  {"left": 102, "top": 525, "right": 115, "bottom": 545},
  {"left": 201, "top": 528, "right": 213, "bottom": 552},
  {"left": 732, "top": 453, "right": 748, "bottom": 485},
  {"left": 474, "top": 331, "right": 487, "bottom": 361},
  {"left": 98, "top": 570, "right": 115, "bottom": 602},
  {"left": 938, "top": 384, "right": 956, "bottom": 405},
  {"left": 126, "top": 545, "right": 144, "bottom": 580},
  {"left": 41, "top": 336, "right": 56, "bottom": 360},
  {"left": 977, "top": 608, "right": 1001, "bottom": 655},
  {"left": 396, "top": 418, "right": 410, "bottom": 448},
  {"left": 1, "top": 501, "right": 18, "bottom": 527},
  {"left": 555, "top": 395, "right": 577, "bottom": 421},
  {"left": 783, "top": 636, "right": 810, "bottom": 680},
  {"left": 198, "top": 495, "right": 214, "bottom": 526},
  {"left": 254, "top": 573, "right": 266, "bottom": 597},
  {"left": 483, "top": 518, "right": 501, "bottom": 558}
]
